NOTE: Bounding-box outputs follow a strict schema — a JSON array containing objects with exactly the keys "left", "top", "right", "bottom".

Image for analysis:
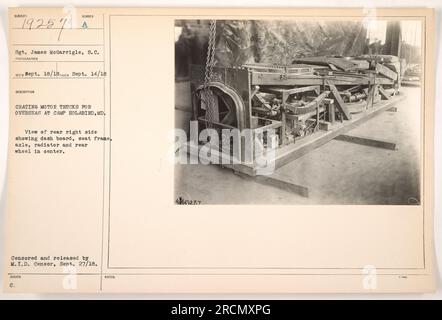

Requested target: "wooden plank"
[
  {"left": 251, "top": 73, "right": 323, "bottom": 86},
  {"left": 185, "top": 141, "right": 256, "bottom": 175},
  {"left": 335, "top": 134, "right": 396, "bottom": 150},
  {"left": 365, "top": 77, "right": 394, "bottom": 85},
  {"left": 292, "top": 56, "right": 358, "bottom": 71},
  {"left": 378, "top": 86, "right": 391, "bottom": 100},
  {"left": 234, "top": 171, "right": 309, "bottom": 197},
  {"left": 327, "top": 83, "right": 351, "bottom": 120},
  {"left": 350, "top": 59, "right": 370, "bottom": 69},
  {"left": 251, "top": 73, "right": 375, "bottom": 86},
  {"left": 252, "top": 74, "right": 393, "bottom": 86},
  {"left": 281, "top": 91, "right": 288, "bottom": 144},
  {"left": 252, "top": 93, "right": 272, "bottom": 109},
  {"left": 365, "top": 84, "right": 377, "bottom": 109},
  {"left": 244, "top": 63, "right": 314, "bottom": 74},
  {"left": 376, "top": 63, "right": 398, "bottom": 81}
]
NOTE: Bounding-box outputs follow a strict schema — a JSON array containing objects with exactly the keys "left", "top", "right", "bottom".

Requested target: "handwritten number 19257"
[{"left": 21, "top": 17, "right": 68, "bottom": 41}]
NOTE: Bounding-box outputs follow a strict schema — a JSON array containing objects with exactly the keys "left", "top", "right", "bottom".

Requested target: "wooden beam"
[
  {"left": 366, "top": 84, "right": 377, "bottom": 109},
  {"left": 378, "top": 86, "right": 391, "bottom": 100},
  {"left": 251, "top": 73, "right": 374, "bottom": 86},
  {"left": 376, "top": 63, "right": 398, "bottom": 81},
  {"left": 281, "top": 91, "right": 288, "bottom": 145},
  {"left": 335, "top": 134, "right": 396, "bottom": 150},
  {"left": 327, "top": 83, "right": 351, "bottom": 120},
  {"left": 252, "top": 93, "right": 272, "bottom": 109},
  {"left": 234, "top": 171, "right": 309, "bottom": 197},
  {"left": 292, "top": 56, "right": 357, "bottom": 71}
]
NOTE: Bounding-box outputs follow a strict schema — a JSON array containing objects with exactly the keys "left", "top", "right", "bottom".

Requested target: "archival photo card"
[{"left": 4, "top": 7, "right": 436, "bottom": 293}]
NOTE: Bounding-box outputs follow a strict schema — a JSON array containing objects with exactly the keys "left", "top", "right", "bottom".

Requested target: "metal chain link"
[{"left": 203, "top": 20, "right": 217, "bottom": 129}]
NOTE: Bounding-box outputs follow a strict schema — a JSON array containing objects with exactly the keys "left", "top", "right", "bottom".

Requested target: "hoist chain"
[{"left": 203, "top": 20, "right": 217, "bottom": 129}]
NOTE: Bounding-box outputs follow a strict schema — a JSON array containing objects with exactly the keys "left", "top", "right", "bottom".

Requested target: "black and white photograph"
[{"left": 174, "top": 19, "right": 423, "bottom": 205}]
